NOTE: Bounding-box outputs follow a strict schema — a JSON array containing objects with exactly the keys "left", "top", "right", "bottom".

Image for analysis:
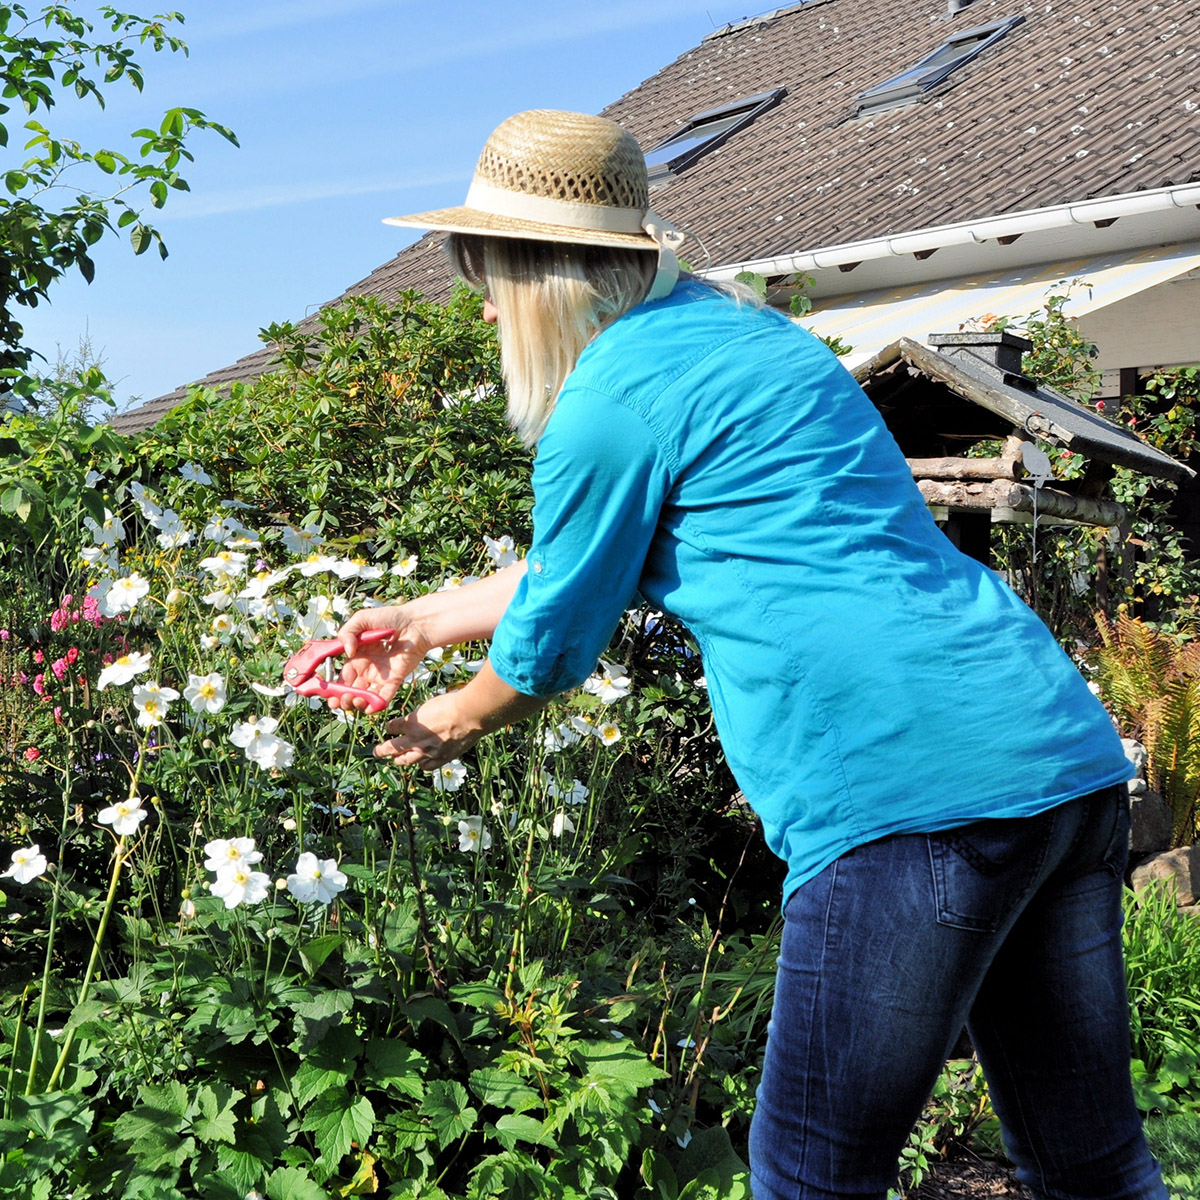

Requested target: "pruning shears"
[{"left": 282, "top": 628, "right": 394, "bottom": 713}]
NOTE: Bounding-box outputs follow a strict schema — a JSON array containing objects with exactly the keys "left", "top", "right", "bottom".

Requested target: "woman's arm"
[{"left": 331, "top": 562, "right": 526, "bottom": 710}]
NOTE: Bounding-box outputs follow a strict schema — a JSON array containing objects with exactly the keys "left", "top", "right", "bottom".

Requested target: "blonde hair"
[{"left": 447, "top": 233, "right": 656, "bottom": 445}]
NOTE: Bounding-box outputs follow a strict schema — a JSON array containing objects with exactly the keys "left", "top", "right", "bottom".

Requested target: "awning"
[{"left": 800, "top": 241, "right": 1200, "bottom": 370}]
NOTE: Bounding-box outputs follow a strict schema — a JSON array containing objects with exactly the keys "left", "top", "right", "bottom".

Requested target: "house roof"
[{"left": 113, "top": 0, "right": 1200, "bottom": 434}]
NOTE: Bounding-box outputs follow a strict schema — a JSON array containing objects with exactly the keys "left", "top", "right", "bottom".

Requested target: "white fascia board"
[{"left": 702, "top": 183, "right": 1200, "bottom": 297}]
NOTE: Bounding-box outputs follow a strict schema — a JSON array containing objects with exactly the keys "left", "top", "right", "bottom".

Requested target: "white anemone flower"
[
  {"left": 595, "top": 721, "right": 622, "bottom": 747},
  {"left": 286, "top": 853, "right": 349, "bottom": 905},
  {"left": 457, "top": 816, "right": 492, "bottom": 853},
  {"left": 198, "top": 550, "right": 249, "bottom": 579},
  {"left": 296, "top": 554, "right": 342, "bottom": 578},
  {"left": 97, "top": 651, "right": 153, "bottom": 690},
  {"left": 80, "top": 544, "right": 119, "bottom": 572},
  {"left": 229, "top": 718, "right": 295, "bottom": 770},
  {"left": 211, "top": 865, "right": 271, "bottom": 910},
  {"left": 583, "top": 660, "right": 632, "bottom": 703},
  {"left": 551, "top": 811, "right": 576, "bottom": 838},
  {"left": 1, "top": 844, "right": 48, "bottom": 884},
  {"left": 83, "top": 508, "right": 125, "bottom": 547},
  {"left": 391, "top": 554, "right": 418, "bottom": 578},
  {"left": 281, "top": 524, "right": 324, "bottom": 555},
  {"left": 542, "top": 722, "right": 583, "bottom": 753},
  {"left": 102, "top": 572, "right": 152, "bottom": 617},
  {"left": 153, "top": 511, "right": 194, "bottom": 548},
  {"left": 178, "top": 462, "right": 212, "bottom": 484},
  {"left": 546, "top": 777, "right": 590, "bottom": 806},
  {"left": 203, "top": 588, "right": 233, "bottom": 610},
  {"left": 295, "top": 595, "right": 348, "bottom": 640},
  {"left": 184, "top": 672, "right": 227, "bottom": 714},
  {"left": 203, "top": 836, "right": 262, "bottom": 872},
  {"left": 438, "top": 574, "right": 478, "bottom": 591},
  {"left": 97, "top": 795, "right": 149, "bottom": 837},
  {"left": 483, "top": 535, "right": 519, "bottom": 568},
  {"left": 431, "top": 760, "right": 468, "bottom": 794},
  {"left": 84, "top": 469, "right": 105, "bottom": 488},
  {"left": 132, "top": 682, "right": 180, "bottom": 729}
]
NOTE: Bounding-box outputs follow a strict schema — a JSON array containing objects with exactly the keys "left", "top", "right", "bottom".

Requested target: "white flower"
[
  {"left": 203, "top": 588, "right": 233, "bottom": 610},
  {"left": 223, "top": 531, "right": 262, "bottom": 550},
  {"left": 203, "top": 837, "right": 262, "bottom": 872},
  {"left": 357, "top": 564, "right": 385, "bottom": 580},
  {"left": 330, "top": 558, "right": 366, "bottom": 580},
  {"left": 1, "top": 844, "right": 48, "bottom": 884},
  {"left": 425, "top": 646, "right": 465, "bottom": 678},
  {"left": 229, "top": 718, "right": 295, "bottom": 770},
  {"left": 550, "top": 811, "right": 575, "bottom": 838},
  {"left": 199, "top": 550, "right": 249, "bottom": 579},
  {"left": 281, "top": 525, "right": 325, "bottom": 555},
  {"left": 250, "top": 682, "right": 289, "bottom": 698},
  {"left": 132, "top": 682, "right": 180, "bottom": 729},
  {"left": 184, "top": 672, "right": 227, "bottom": 714},
  {"left": 457, "top": 816, "right": 492, "bottom": 853},
  {"left": 286, "top": 853, "right": 349, "bottom": 904},
  {"left": 569, "top": 714, "right": 596, "bottom": 738},
  {"left": 84, "top": 469, "right": 105, "bottom": 488},
  {"left": 295, "top": 595, "right": 348, "bottom": 640},
  {"left": 546, "top": 777, "right": 589, "bottom": 806},
  {"left": 153, "top": 511, "right": 194, "bottom": 549},
  {"left": 219, "top": 498, "right": 254, "bottom": 511},
  {"left": 583, "top": 660, "right": 632, "bottom": 703},
  {"left": 84, "top": 508, "right": 125, "bottom": 547},
  {"left": 483, "top": 535, "right": 519, "bottom": 568},
  {"left": 239, "top": 569, "right": 290, "bottom": 601},
  {"left": 200, "top": 635, "right": 220, "bottom": 650},
  {"left": 210, "top": 613, "right": 237, "bottom": 638},
  {"left": 80, "top": 544, "right": 119, "bottom": 572},
  {"left": 97, "top": 795, "right": 149, "bottom": 837},
  {"left": 595, "top": 721, "right": 622, "bottom": 746},
  {"left": 438, "top": 574, "right": 478, "bottom": 591},
  {"left": 102, "top": 572, "right": 151, "bottom": 617},
  {"left": 542, "top": 722, "right": 582, "bottom": 752},
  {"left": 432, "top": 760, "right": 468, "bottom": 793},
  {"left": 296, "top": 554, "right": 341, "bottom": 578},
  {"left": 97, "top": 651, "right": 153, "bottom": 690},
  {"left": 178, "top": 462, "right": 212, "bottom": 485},
  {"left": 211, "top": 865, "right": 271, "bottom": 910},
  {"left": 391, "top": 554, "right": 418, "bottom": 578}
]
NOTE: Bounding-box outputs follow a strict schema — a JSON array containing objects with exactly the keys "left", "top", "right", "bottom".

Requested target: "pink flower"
[
  {"left": 32, "top": 674, "right": 46, "bottom": 696},
  {"left": 32, "top": 650, "right": 43, "bottom": 665},
  {"left": 66, "top": 648, "right": 79, "bottom": 665},
  {"left": 24, "top": 747, "right": 40, "bottom": 762},
  {"left": 51, "top": 658, "right": 68, "bottom": 682},
  {"left": 0, "top": 629, "right": 8, "bottom": 641},
  {"left": 53, "top": 707, "right": 62, "bottom": 725},
  {"left": 1096, "top": 400, "right": 1106, "bottom": 411}
]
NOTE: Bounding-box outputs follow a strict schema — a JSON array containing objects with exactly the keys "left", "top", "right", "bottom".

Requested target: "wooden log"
[
  {"left": 915, "top": 478, "right": 1126, "bottom": 526},
  {"left": 908, "top": 456, "right": 1014, "bottom": 481}
]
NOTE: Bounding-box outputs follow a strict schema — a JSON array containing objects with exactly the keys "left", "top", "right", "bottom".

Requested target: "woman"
[{"left": 332, "top": 109, "right": 1165, "bottom": 1200}]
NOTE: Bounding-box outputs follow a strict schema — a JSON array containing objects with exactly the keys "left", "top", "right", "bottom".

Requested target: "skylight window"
[
  {"left": 854, "top": 15, "right": 1024, "bottom": 117},
  {"left": 645, "top": 88, "right": 786, "bottom": 184}
]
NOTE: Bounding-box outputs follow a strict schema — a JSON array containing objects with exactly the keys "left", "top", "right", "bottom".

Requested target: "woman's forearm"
[{"left": 406, "top": 560, "right": 526, "bottom": 647}]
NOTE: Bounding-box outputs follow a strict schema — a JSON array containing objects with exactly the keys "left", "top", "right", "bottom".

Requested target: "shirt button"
[{"left": 532, "top": 561, "right": 544, "bottom": 574}]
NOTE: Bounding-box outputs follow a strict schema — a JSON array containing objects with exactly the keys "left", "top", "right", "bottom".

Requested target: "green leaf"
[
  {"left": 190, "top": 1083, "right": 238, "bottom": 1145},
  {"left": 488, "top": 1113, "right": 555, "bottom": 1151},
  {"left": 293, "top": 1025, "right": 359, "bottom": 1108},
  {"left": 468, "top": 1067, "right": 541, "bottom": 1113},
  {"left": 363, "top": 1037, "right": 425, "bottom": 1099},
  {"left": 265, "top": 1166, "right": 327, "bottom": 1200},
  {"left": 420, "top": 1080, "right": 476, "bottom": 1149},
  {"left": 577, "top": 1039, "right": 665, "bottom": 1093},
  {"left": 298, "top": 934, "right": 345, "bottom": 975},
  {"left": 301, "top": 1088, "right": 375, "bottom": 1164},
  {"left": 130, "top": 222, "right": 152, "bottom": 253}
]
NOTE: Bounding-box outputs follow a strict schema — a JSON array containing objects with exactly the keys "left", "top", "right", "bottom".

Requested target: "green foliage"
[
  {"left": 1143, "top": 1112, "right": 1200, "bottom": 1200},
  {"left": 1090, "top": 613, "right": 1200, "bottom": 845},
  {"left": 0, "top": 2, "right": 237, "bottom": 380},
  {"left": 1123, "top": 882, "right": 1200, "bottom": 1113}
]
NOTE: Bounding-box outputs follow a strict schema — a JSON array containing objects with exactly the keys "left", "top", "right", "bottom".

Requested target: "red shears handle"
[{"left": 282, "top": 628, "right": 394, "bottom": 713}]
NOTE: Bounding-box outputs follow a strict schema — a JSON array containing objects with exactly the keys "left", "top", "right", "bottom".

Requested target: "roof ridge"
[{"left": 701, "top": 0, "right": 838, "bottom": 41}]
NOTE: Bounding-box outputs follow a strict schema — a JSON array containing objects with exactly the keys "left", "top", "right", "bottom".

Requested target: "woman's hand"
[
  {"left": 330, "top": 606, "right": 433, "bottom": 711},
  {"left": 373, "top": 690, "right": 483, "bottom": 769}
]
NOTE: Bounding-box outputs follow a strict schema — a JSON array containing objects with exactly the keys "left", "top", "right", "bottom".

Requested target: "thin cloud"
[{"left": 164, "top": 170, "right": 469, "bottom": 221}]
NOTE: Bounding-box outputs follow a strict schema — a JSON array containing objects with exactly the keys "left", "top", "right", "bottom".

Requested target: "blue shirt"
[{"left": 489, "top": 281, "right": 1131, "bottom": 901}]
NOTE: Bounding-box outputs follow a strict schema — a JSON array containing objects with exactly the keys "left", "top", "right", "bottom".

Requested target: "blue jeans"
[{"left": 749, "top": 785, "right": 1167, "bottom": 1200}]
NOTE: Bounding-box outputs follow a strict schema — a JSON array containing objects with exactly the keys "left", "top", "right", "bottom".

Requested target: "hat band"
[{"left": 465, "top": 179, "right": 650, "bottom": 236}]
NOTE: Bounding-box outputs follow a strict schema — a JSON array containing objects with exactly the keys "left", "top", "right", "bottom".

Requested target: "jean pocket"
[{"left": 927, "top": 813, "right": 1052, "bottom": 933}]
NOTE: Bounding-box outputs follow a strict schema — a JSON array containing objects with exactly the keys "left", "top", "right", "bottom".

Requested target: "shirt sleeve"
[{"left": 488, "top": 384, "right": 673, "bottom": 697}]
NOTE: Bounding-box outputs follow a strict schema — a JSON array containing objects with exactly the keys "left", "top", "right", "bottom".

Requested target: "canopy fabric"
[{"left": 800, "top": 242, "right": 1200, "bottom": 369}]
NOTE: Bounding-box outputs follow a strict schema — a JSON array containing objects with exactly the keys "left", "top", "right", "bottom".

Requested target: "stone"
[
  {"left": 1122, "top": 738, "right": 1148, "bottom": 776},
  {"left": 1131, "top": 846, "right": 1200, "bottom": 906},
  {"left": 1129, "top": 789, "right": 1173, "bottom": 856}
]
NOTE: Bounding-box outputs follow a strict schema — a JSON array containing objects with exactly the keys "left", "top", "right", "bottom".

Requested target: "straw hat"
[{"left": 385, "top": 109, "right": 687, "bottom": 299}]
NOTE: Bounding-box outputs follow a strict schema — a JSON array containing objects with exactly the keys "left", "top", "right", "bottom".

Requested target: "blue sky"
[{"left": 17, "top": 0, "right": 759, "bottom": 411}]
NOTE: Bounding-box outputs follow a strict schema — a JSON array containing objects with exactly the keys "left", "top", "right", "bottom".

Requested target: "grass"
[{"left": 1144, "top": 1111, "right": 1200, "bottom": 1200}]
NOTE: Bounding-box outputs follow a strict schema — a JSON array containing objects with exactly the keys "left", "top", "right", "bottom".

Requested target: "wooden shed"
[{"left": 853, "top": 330, "right": 1193, "bottom": 565}]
